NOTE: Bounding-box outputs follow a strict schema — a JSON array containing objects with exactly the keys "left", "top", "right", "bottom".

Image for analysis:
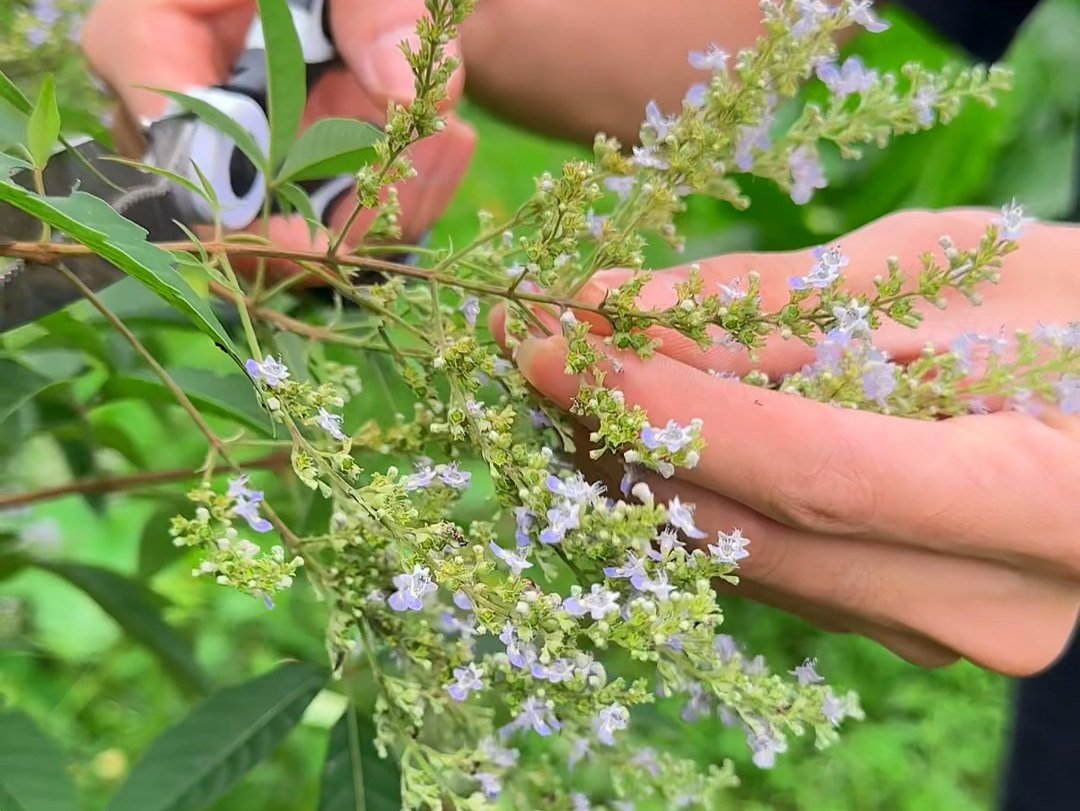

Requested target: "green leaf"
[
  {"left": 0, "top": 68, "right": 32, "bottom": 115},
  {"left": 275, "top": 119, "right": 383, "bottom": 184},
  {"left": 0, "top": 99, "right": 26, "bottom": 152},
  {"left": 99, "top": 157, "right": 209, "bottom": 202},
  {"left": 0, "top": 711, "right": 79, "bottom": 811},
  {"left": 319, "top": 708, "right": 401, "bottom": 811},
  {"left": 59, "top": 105, "right": 114, "bottom": 151},
  {"left": 101, "top": 368, "right": 272, "bottom": 436},
  {"left": 275, "top": 182, "right": 320, "bottom": 242},
  {"left": 0, "top": 360, "right": 51, "bottom": 424},
  {"left": 106, "top": 662, "right": 328, "bottom": 811},
  {"left": 152, "top": 89, "right": 266, "bottom": 172},
  {"left": 256, "top": 0, "right": 307, "bottom": 172},
  {"left": 26, "top": 77, "right": 60, "bottom": 170},
  {"left": 137, "top": 501, "right": 192, "bottom": 579},
  {"left": 0, "top": 183, "right": 241, "bottom": 366},
  {"left": 37, "top": 562, "right": 213, "bottom": 698}
]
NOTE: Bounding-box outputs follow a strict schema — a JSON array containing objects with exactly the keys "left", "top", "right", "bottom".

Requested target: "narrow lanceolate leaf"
[
  {"left": 0, "top": 67, "right": 32, "bottom": 115},
  {"left": 275, "top": 182, "right": 320, "bottom": 242},
  {"left": 0, "top": 360, "right": 51, "bottom": 425},
  {"left": 101, "top": 368, "right": 273, "bottom": 436},
  {"left": 319, "top": 709, "right": 402, "bottom": 811},
  {"left": 256, "top": 0, "right": 307, "bottom": 173},
  {"left": 106, "top": 662, "right": 329, "bottom": 811},
  {"left": 0, "top": 183, "right": 241, "bottom": 366},
  {"left": 152, "top": 89, "right": 266, "bottom": 172},
  {"left": 0, "top": 711, "right": 79, "bottom": 811},
  {"left": 26, "top": 76, "right": 60, "bottom": 171},
  {"left": 275, "top": 119, "right": 383, "bottom": 184},
  {"left": 37, "top": 562, "right": 213, "bottom": 698}
]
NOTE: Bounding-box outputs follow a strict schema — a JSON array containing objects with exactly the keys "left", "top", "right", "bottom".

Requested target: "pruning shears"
[{"left": 0, "top": 0, "right": 411, "bottom": 333}]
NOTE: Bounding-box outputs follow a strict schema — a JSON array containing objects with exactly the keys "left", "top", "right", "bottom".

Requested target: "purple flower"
[
  {"left": 666, "top": 496, "right": 707, "bottom": 539},
  {"left": 403, "top": 460, "right": 438, "bottom": 491},
  {"left": 490, "top": 541, "right": 533, "bottom": 576},
  {"left": 227, "top": 475, "right": 273, "bottom": 533},
  {"left": 631, "top": 748, "right": 661, "bottom": 777},
  {"left": 437, "top": 463, "right": 472, "bottom": 490},
  {"left": 460, "top": 297, "right": 481, "bottom": 326},
  {"left": 513, "top": 506, "right": 535, "bottom": 547},
  {"left": 862, "top": 357, "right": 897, "bottom": 406},
  {"left": 681, "top": 681, "right": 712, "bottom": 723},
  {"left": 528, "top": 408, "right": 553, "bottom": 429},
  {"left": 735, "top": 108, "right": 775, "bottom": 172},
  {"left": 564, "top": 584, "right": 620, "bottom": 620},
  {"left": 539, "top": 501, "right": 581, "bottom": 545},
  {"left": 815, "top": 56, "right": 877, "bottom": 99},
  {"left": 708, "top": 528, "right": 751, "bottom": 565},
  {"left": 592, "top": 703, "right": 630, "bottom": 745},
  {"left": 571, "top": 793, "right": 592, "bottom": 811},
  {"left": 453, "top": 590, "right": 474, "bottom": 611},
  {"left": 480, "top": 737, "right": 519, "bottom": 768},
  {"left": 648, "top": 528, "right": 686, "bottom": 561},
  {"left": 605, "top": 176, "right": 636, "bottom": 200},
  {"left": 791, "top": 244, "right": 848, "bottom": 291},
  {"left": 644, "top": 101, "right": 677, "bottom": 140},
  {"left": 619, "top": 464, "right": 644, "bottom": 498},
  {"left": 791, "top": 0, "right": 834, "bottom": 38},
  {"left": 568, "top": 737, "right": 592, "bottom": 770},
  {"left": 688, "top": 43, "right": 729, "bottom": 71},
  {"left": 814, "top": 331, "right": 851, "bottom": 373},
  {"left": 848, "top": 0, "right": 890, "bottom": 33},
  {"left": 684, "top": 83, "right": 708, "bottom": 108},
  {"left": 822, "top": 688, "right": 848, "bottom": 726},
  {"left": 547, "top": 472, "right": 604, "bottom": 504},
  {"left": 791, "top": 657, "right": 824, "bottom": 686},
  {"left": 640, "top": 571, "right": 675, "bottom": 601},
  {"left": 387, "top": 565, "right": 438, "bottom": 612},
  {"left": 504, "top": 696, "right": 562, "bottom": 738},
  {"left": 316, "top": 408, "right": 346, "bottom": 441},
  {"left": 446, "top": 663, "right": 484, "bottom": 700},
  {"left": 530, "top": 658, "right": 576, "bottom": 683},
  {"left": 993, "top": 199, "right": 1036, "bottom": 240},
  {"left": 245, "top": 355, "right": 290, "bottom": 388},
  {"left": 632, "top": 145, "right": 670, "bottom": 171},
  {"left": 831, "top": 298, "right": 871, "bottom": 338},
  {"left": 911, "top": 85, "right": 939, "bottom": 127},
  {"left": 604, "top": 552, "right": 649, "bottom": 590},
  {"left": 747, "top": 724, "right": 788, "bottom": 768},
  {"left": 474, "top": 772, "right": 501, "bottom": 800},
  {"left": 640, "top": 419, "right": 694, "bottom": 453},
  {"left": 788, "top": 146, "right": 828, "bottom": 205},
  {"left": 1055, "top": 375, "right": 1080, "bottom": 415},
  {"left": 498, "top": 622, "right": 538, "bottom": 669},
  {"left": 714, "top": 634, "right": 741, "bottom": 662}
]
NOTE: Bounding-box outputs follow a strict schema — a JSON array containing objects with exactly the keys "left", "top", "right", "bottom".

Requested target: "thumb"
[{"left": 332, "top": 0, "right": 464, "bottom": 111}]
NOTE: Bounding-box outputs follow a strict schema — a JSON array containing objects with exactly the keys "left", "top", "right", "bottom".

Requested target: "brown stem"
[{"left": 0, "top": 452, "right": 291, "bottom": 511}]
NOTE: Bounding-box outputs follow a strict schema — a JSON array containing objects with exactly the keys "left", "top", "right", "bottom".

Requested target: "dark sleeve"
[{"left": 889, "top": 0, "right": 1044, "bottom": 62}]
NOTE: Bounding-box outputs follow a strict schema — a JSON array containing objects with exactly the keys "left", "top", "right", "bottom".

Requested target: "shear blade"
[{"left": 0, "top": 137, "right": 190, "bottom": 333}]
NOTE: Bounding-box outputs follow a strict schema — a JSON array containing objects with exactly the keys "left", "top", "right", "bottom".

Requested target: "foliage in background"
[{"left": 2, "top": 0, "right": 1079, "bottom": 810}]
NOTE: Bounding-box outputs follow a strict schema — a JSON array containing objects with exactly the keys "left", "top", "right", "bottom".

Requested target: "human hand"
[
  {"left": 81, "top": 0, "right": 476, "bottom": 280},
  {"left": 492, "top": 208, "right": 1080, "bottom": 677}
]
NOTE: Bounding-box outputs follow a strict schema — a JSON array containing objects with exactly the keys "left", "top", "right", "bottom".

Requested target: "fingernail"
[{"left": 358, "top": 25, "right": 421, "bottom": 103}]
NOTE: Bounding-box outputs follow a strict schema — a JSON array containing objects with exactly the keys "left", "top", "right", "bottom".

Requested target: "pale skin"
[{"left": 82, "top": 0, "right": 1080, "bottom": 676}]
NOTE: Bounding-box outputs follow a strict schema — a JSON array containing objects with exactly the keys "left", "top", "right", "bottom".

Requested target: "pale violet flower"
[
  {"left": 641, "top": 419, "right": 696, "bottom": 453},
  {"left": 592, "top": 703, "right": 630, "bottom": 745},
  {"left": 453, "top": 590, "right": 473, "bottom": 611},
  {"left": 539, "top": 501, "right": 581, "bottom": 545},
  {"left": 564, "top": 584, "right": 620, "bottom": 620},
  {"left": 640, "top": 571, "right": 676, "bottom": 601},
  {"left": 546, "top": 472, "right": 604, "bottom": 504},
  {"left": 498, "top": 622, "right": 538, "bottom": 669},
  {"left": 994, "top": 199, "right": 1036, "bottom": 240},
  {"left": 788, "top": 146, "right": 828, "bottom": 205},
  {"left": 605, "top": 175, "right": 636, "bottom": 200},
  {"left": 644, "top": 100, "right": 677, "bottom": 140},
  {"left": 316, "top": 408, "right": 346, "bottom": 441},
  {"left": 688, "top": 43, "right": 729, "bottom": 71},
  {"left": 480, "top": 737, "right": 519, "bottom": 768},
  {"left": 460, "top": 297, "right": 481, "bottom": 326},
  {"left": 504, "top": 696, "right": 562, "bottom": 737},
  {"left": 747, "top": 725, "right": 789, "bottom": 769},
  {"left": 227, "top": 475, "right": 272, "bottom": 533},
  {"left": 446, "top": 663, "right": 484, "bottom": 700},
  {"left": 791, "top": 658, "right": 824, "bottom": 686},
  {"left": 709, "top": 528, "right": 751, "bottom": 565},
  {"left": 387, "top": 565, "right": 438, "bottom": 612},
  {"left": 568, "top": 737, "right": 592, "bottom": 770},
  {"left": 911, "top": 85, "right": 939, "bottom": 127},
  {"left": 848, "top": 0, "right": 890, "bottom": 33},
  {"left": 531, "top": 658, "right": 576, "bottom": 683},
  {"left": 685, "top": 83, "right": 707, "bottom": 108},
  {"left": 603, "top": 552, "right": 649, "bottom": 589},
  {"left": 475, "top": 772, "right": 501, "bottom": 800},
  {"left": 791, "top": 0, "right": 833, "bottom": 38},
  {"left": 666, "top": 496, "right": 707, "bottom": 539},
  {"left": 437, "top": 463, "right": 472, "bottom": 490},
  {"left": 571, "top": 793, "right": 592, "bottom": 811},
  {"left": 490, "top": 541, "right": 533, "bottom": 576},
  {"left": 648, "top": 528, "right": 686, "bottom": 561},
  {"left": 632, "top": 145, "right": 670, "bottom": 170},
  {"left": 244, "top": 355, "right": 290, "bottom": 388},
  {"left": 1055, "top": 375, "right": 1080, "bottom": 414},
  {"left": 862, "top": 356, "right": 898, "bottom": 406},
  {"left": 403, "top": 463, "right": 437, "bottom": 491},
  {"left": 681, "top": 682, "right": 712, "bottom": 723},
  {"left": 815, "top": 56, "right": 876, "bottom": 99},
  {"left": 735, "top": 107, "right": 775, "bottom": 172},
  {"left": 585, "top": 210, "right": 608, "bottom": 239},
  {"left": 831, "top": 298, "right": 872, "bottom": 338},
  {"left": 791, "top": 244, "right": 848, "bottom": 290},
  {"left": 514, "top": 506, "right": 535, "bottom": 547}
]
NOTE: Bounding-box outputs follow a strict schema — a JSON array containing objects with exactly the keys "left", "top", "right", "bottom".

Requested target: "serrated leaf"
[
  {"left": 0, "top": 183, "right": 241, "bottom": 366},
  {"left": 26, "top": 76, "right": 60, "bottom": 170},
  {"left": 137, "top": 501, "right": 192, "bottom": 579},
  {"left": 276, "top": 119, "right": 382, "bottom": 184},
  {"left": 36, "top": 561, "right": 212, "bottom": 697},
  {"left": 0, "top": 360, "right": 51, "bottom": 424},
  {"left": 106, "top": 662, "right": 328, "bottom": 811},
  {"left": 256, "top": 0, "right": 307, "bottom": 172},
  {"left": 319, "top": 708, "right": 401, "bottom": 811},
  {"left": 0, "top": 711, "right": 79, "bottom": 811},
  {"left": 151, "top": 89, "right": 266, "bottom": 172},
  {"left": 100, "top": 368, "right": 272, "bottom": 436}
]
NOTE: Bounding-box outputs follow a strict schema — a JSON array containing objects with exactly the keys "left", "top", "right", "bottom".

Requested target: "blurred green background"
[{"left": 3, "top": 0, "right": 1080, "bottom": 809}]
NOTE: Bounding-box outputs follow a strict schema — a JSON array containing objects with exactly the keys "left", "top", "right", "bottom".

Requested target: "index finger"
[{"left": 512, "top": 331, "right": 1080, "bottom": 577}]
